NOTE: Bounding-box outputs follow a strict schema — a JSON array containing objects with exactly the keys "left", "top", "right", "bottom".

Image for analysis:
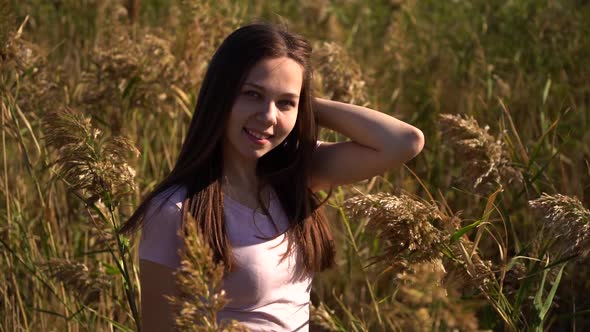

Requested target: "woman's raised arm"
[{"left": 309, "top": 97, "right": 424, "bottom": 191}]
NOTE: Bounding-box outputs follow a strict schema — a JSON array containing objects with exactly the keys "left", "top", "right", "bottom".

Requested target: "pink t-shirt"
[{"left": 139, "top": 186, "right": 313, "bottom": 332}]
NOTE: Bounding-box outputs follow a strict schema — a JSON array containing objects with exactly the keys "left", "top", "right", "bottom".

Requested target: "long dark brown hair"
[{"left": 119, "top": 23, "right": 335, "bottom": 274}]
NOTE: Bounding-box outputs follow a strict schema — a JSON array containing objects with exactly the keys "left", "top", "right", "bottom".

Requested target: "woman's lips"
[{"left": 243, "top": 128, "right": 270, "bottom": 145}]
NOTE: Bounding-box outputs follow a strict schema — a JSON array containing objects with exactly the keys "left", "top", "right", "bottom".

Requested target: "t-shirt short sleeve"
[
  {"left": 315, "top": 140, "right": 323, "bottom": 149},
  {"left": 138, "top": 187, "right": 185, "bottom": 269}
]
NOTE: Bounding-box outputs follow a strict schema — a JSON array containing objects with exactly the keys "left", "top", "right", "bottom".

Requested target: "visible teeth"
[{"left": 246, "top": 129, "right": 269, "bottom": 140}]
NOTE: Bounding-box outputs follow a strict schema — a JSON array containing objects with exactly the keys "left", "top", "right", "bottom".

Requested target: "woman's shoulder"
[
  {"left": 140, "top": 185, "right": 187, "bottom": 268},
  {"left": 142, "top": 185, "right": 187, "bottom": 230},
  {"left": 146, "top": 185, "right": 187, "bottom": 216}
]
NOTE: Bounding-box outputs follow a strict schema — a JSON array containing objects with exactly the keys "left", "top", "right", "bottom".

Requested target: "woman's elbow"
[
  {"left": 388, "top": 128, "right": 424, "bottom": 165},
  {"left": 411, "top": 128, "right": 425, "bottom": 158}
]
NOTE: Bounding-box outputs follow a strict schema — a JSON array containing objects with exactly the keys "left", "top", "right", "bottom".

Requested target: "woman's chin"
[{"left": 237, "top": 147, "right": 269, "bottom": 161}]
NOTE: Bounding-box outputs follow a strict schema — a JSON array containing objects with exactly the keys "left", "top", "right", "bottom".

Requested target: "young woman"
[{"left": 120, "top": 23, "right": 424, "bottom": 331}]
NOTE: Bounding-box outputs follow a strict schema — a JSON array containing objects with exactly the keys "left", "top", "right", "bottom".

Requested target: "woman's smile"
[{"left": 243, "top": 127, "right": 272, "bottom": 145}]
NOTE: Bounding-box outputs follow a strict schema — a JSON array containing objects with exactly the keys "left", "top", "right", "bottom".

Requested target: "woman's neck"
[
  {"left": 222, "top": 159, "right": 277, "bottom": 204},
  {"left": 221, "top": 174, "right": 273, "bottom": 211},
  {"left": 222, "top": 163, "right": 258, "bottom": 192}
]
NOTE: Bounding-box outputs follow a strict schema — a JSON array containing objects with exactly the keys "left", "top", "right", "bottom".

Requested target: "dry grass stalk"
[
  {"left": 16, "top": 64, "right": 63, "bottom": 115},
  {"left": 173, "top": 0, "right": 242, "bottom": 87},
  {"left": 389, "top": 260, "right": 480, "bottom": 332},
  {"left": 0, "top": 9, "right": 62, "bottom": 115},
  {"left": 0, "top": 11, "right": 40, "bottom": 75},
  {"left": 502, "top": 261, "right": 527, "bottom": 295},
  {"left": 299, "top": 0, "right": 332, "bottom": 30},
  {"left": 74, "top": 2, "right": 194, "bottom": 133},
  {"left": 383, "top": 0, "right": 419, "bottom": 74},
  {"left": 446, "top": 239, "right": 495, "bottom": 291},
  {"left": 396, "top": 260, "right": 448, "bottom": 306},
  {"left": 313, "top": 41, "right": 368, "bottom": 105},
  {"left": 345, "top": 191, "right": 497, "bottom": 309},
  {"left": 42, "top": 258, "right": 110, "bottom": 305},
  {"left": 42, "top": 107, "right": 138, "bottom": 205},
  {"left": 0, "top": 1, "right": 12, "bottom": 52},
  {"left": 310, "top": 302, "right": 341, "bottom": 331},
  {"left": 529, "top": 193, "right": 590, "bottom": 259},
  {"left": 76, "top": 30, "right": 192, "bottom": 126},
  {"left": 344, "top": 192, "right": 445, "bottom": 274},
  {"left": 439, "top": 113, "right": 522, "bottom": 193},
  {"left": 166, "top": 214, "right": 248, "bottom": 332},
  {"left": 85, "top": 198, "right": 119, "bottom": 246}
]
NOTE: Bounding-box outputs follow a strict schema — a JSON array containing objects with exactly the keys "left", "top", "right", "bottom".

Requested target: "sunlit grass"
[{"left": 2, "top": 0, "right": 589, "bottom": 330}]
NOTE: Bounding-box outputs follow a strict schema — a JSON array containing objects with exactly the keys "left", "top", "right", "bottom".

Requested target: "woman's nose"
[{"left": 257, "top": 101, "right": 278, "bottom": 125}]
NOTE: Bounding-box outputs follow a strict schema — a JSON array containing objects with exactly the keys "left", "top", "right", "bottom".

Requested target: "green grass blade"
[{"left": 540, "top": 264, "right": 565, "bottom": 319}]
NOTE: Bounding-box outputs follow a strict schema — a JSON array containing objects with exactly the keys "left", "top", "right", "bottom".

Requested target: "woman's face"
[{"left": 223, "top": 56, "right": 303, "bottom": 164}]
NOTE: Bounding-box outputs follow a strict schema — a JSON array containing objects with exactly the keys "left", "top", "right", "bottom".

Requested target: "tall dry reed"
[{"left": 166, "top": 213, "right": 248, "bottom": 331}]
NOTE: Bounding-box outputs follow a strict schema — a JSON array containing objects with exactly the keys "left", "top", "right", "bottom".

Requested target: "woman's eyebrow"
[{"left": 243, "top": 82, "right": 300, "bottom": 99}]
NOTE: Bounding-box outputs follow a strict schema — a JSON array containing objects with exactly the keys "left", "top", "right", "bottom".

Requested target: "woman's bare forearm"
[{"left": 313, "top": 97, "right": 424, "bottom": 162}]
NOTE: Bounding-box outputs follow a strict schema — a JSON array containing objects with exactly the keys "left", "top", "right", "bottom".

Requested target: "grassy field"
[{"left": 2, "top": 0, "right": 590, "bottom": 331}]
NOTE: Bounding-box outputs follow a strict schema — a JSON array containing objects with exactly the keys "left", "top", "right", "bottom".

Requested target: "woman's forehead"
[{"left": 244, "top": 57, "right": 303, "bottom": 96}]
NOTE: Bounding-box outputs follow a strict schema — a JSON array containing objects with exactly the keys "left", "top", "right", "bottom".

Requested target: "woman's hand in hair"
[{"left": 309, "top": 97, "right": 424, "bottom": 192}]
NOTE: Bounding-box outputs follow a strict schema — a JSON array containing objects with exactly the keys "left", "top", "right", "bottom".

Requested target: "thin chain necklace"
[{"left": 221, "top": 176, "right": 272, "bottom": 209}]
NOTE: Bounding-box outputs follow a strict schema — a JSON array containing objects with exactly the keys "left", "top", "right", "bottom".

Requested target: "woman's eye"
[
  {"left": 279, "top": 100, "right": 297, "bottom": 108},
  {"left": 244, "top": 90, "right": 260, "bottom": 98}
]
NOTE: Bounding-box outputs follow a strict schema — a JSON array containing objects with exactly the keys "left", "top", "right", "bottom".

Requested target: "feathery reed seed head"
[
  {"left": 390, "top": 261, "right": 480, "bottom": 331},
  {"left": 344, "top": 193, "right": 445, "bottom": 273},
  {"left": 502, "top": 261, "right": 527, "bottom": 295},
  {"left": 439, "top": 113, "right": 521, "bottom": 193},
  {"left": 446, "top": 237, "right": 496, "bottom": 291},
  {"left": 0, "top": 11, "right": 62, "bottom": 114},
  {"left": 42, "top": 107, "right": 138, "bottom": 204},
  {"left": 314, "top": 41, "right": 368, "bottom": 105},
  {"left": 76, "top": 28, "right": 192, "bottom": 124},
  {"left": 0, "top": 4, "right": 17, "bottom": 72},
  {"left": 396, "top": 260, "right": 447, "bottom": 306},
  {"left": 310, "top": 302, "right": 340, "bottom": 332},
  {"left": 529, "top": 193, "right": 590, "bottom": 259},
  {"left": 42, "top": 259, "right": 110, "bottom": 305},
  {"left": 166, "top": 214, "right": 248, "bottom": 331},
  {"left": 0, "top": 15, "right": 40, "bottom": 75}
]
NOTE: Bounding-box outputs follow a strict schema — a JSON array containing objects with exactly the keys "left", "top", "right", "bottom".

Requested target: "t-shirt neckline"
[{"left": 223, "top": 191, "right": 278, "bottom": 216}]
